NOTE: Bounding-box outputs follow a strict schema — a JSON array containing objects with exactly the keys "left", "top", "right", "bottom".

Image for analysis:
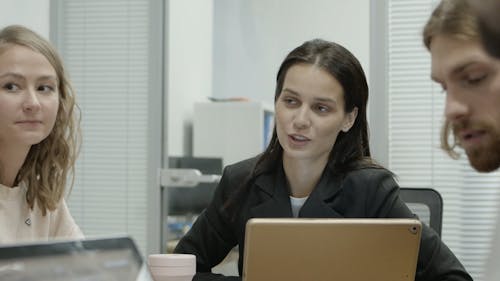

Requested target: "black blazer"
[{"left": 174, "top": 157, "right": 472, "bottom": 281}]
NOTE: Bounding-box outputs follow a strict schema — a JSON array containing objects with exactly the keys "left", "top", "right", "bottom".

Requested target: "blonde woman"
[{"left": 0, "top": 25, "right": 83, "bottom": 243}]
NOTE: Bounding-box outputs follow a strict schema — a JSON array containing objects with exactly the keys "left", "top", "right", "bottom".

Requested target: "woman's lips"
[
  {"left": 15, "top": 120, "right": 43, "bottom": 128},
  {"left": 288, "top": 134, "right": 311, "bottom": 147},
  {"left": 16, "top": 120, "right": 42, "bottom": 124}
]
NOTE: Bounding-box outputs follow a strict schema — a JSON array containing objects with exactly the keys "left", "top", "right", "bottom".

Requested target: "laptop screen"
[
  {"left": 243, "top": 218, "right": 422, "bottom": 281},
  {"left": 0, "top": 237, "right": 149, "bottom": 281}
]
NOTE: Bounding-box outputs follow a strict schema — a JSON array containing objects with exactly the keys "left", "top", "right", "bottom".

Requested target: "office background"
[{"left": 1, "top": 1, "right": 499, "bottom": 280}]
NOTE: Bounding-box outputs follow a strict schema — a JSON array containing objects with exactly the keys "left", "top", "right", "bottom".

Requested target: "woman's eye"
[
  {"left": 3, "top": 83, "right": 19, "bottom": 91},
  {"left": 38, "top": 85, "right": 55, "bottom": 92},
  {"left": 315, "top": 104, "right": 330, "bottom": 113},
  {"left": 283, "top": 97, "right": 298, "bottom": 106}
]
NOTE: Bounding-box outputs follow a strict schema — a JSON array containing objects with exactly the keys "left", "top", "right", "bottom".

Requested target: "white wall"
[
  {"left": 212, "top": 0, "right": 370, "bottom": 106},
  {"left": 0, "top": 0, "right": 204, "bottom": 159},
  {"left": 0, "top": 0, "right": 50, "bottom": 38},
  {"left": 167, "top": 0, "right": 214, "bottom": 156},
  {"left": 8, "top": 0, "right": 370, "bottom": 161},
  {"left": 168, "top": 0, "right": 369, "bottom": 157}
]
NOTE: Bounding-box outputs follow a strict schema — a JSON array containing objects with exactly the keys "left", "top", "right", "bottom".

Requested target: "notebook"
[
  {"left": 0, "top": 236, "right": 152, "bottom": 281},
  {"left": 242, "top": 218, "right": 422, "bottom": 281}
]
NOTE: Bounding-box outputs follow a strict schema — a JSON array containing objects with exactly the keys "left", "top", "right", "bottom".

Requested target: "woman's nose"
[
  {"left": 22, "top": 89, "right": 41, "bottom": 112},
  {"left": 293, "top": 107, "right": 311, "bottom": 129}
]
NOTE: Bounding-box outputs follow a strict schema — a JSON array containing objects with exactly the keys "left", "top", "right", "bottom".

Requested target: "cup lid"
[
  {"left": 149, "top": 265, "right": 196, "bottom": 275},
  {"left": 148, "top": 254, "right": 196, "bottom": 267}
]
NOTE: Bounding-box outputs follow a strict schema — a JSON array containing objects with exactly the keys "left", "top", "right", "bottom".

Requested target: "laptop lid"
[
  {"left": 242, "top": 218, "right": 422, "bottom": 281},
  {"left": 0, "top": 236, "right": 151, "bottom": 281}
]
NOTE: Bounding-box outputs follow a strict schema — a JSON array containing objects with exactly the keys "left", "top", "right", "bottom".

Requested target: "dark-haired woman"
[{"left": 175, "top": 39, "right": 472, "bottom": 281}]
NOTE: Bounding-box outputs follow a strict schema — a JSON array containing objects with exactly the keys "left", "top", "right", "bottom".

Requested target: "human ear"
[{"left": 341, "top": 107, "right": 358, "bottom": 132}]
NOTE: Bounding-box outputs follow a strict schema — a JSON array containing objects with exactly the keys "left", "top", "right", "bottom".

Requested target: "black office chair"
[{"left": 399, "top": 188, "right": 443, "bottom": 236}]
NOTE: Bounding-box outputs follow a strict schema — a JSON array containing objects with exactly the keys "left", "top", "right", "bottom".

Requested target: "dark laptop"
[{"left": 0, "top": 236, "right": 151, "bottom": 281}]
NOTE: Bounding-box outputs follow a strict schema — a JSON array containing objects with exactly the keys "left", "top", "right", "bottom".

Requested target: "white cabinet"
[{"left": 193, "top": 101, "right": 274, "bottom": 167}]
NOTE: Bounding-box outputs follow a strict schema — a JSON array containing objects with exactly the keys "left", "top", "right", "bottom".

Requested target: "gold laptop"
[{"left": 242, "top": 218, "right": 421, "bottom": 281}]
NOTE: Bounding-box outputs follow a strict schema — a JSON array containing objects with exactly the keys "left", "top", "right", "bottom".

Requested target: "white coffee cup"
[{"left": 148, "top": 254, "right": 196, "bottom": 281}]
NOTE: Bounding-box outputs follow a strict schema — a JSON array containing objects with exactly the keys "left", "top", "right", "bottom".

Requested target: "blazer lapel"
[
  {"left": 248, "top": 165, "right": 345, "bottom": 218},
  {"left": 249, "top": 168, "right": 293, "bottom": 218},
  {"left": 299, "top": 169, "right": 344, "bottom": 218}
]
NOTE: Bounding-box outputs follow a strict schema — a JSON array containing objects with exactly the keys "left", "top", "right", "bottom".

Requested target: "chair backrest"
[{"left": 399, "top": 188, "right": 443, "bottom": 236}]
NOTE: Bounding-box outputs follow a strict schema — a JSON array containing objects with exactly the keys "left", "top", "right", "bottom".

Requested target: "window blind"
[
  {"left": 52, "top": 0, "right": 155, "bottom": 255},
  {"left": 387, "top": 1, "right": 500, "bottom": 280}
]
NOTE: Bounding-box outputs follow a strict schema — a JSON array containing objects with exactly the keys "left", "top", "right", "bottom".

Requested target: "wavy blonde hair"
[
  {"left": 0, "top": 25, "right": 81, "bottom": 215},
  {"left": 422, "top": 0, "right": 480, "bottom": 158}
]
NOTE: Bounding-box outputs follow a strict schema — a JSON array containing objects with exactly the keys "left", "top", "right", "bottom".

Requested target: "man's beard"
[{"left": 454, "top": 121, "right": 500, "bottom": 172}]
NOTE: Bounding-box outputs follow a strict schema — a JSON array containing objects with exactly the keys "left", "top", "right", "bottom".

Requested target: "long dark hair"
[{"left": 224, "top": 39, "right": 379, "bottom": 215}]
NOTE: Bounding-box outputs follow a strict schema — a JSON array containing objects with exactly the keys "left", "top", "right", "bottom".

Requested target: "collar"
[{"left": 250, "top": 164, "right": 344, "bottom": 218}]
